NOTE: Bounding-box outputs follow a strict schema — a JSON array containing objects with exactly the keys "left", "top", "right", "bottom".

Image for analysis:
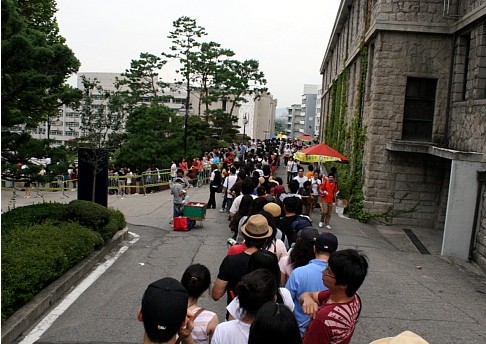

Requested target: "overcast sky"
[{"left": 56, "top": 0, "right": 341, "bottom": 110}]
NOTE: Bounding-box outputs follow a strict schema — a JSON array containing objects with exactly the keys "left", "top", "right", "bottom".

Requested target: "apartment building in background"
[
  {"left": 320, "top": 0, "right": 486, "bottom": 268},
  {"left": 29, "top": 72, "right": 275, "bottom": 145},
  {"left": 286, "top": 84, "right": 318, "bottom": 139}
]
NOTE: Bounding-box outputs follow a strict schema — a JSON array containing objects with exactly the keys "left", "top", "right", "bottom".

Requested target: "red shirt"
[
  {"left": 179, "top": 161, "right": 188, "bottom": 172},
  {"left": 191, "top": 161, "right": 198, "bottom": 174},
  {"left": 303, "top": 290, "right": 361, "bottom": 344},
  {"left": 320, "top": 179, "right": 337, "bottom": 203},
  {"left": 227, "top": 243, "right": 247, "bottom": 255}
]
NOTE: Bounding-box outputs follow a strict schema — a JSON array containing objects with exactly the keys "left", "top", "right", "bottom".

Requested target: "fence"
[{"left": 1, "top": 166, "right": 214, "bottom": 197}]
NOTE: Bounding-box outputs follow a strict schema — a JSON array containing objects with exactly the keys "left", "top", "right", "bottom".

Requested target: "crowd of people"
[
  {"left": 156, "top": 138, "right": 371, "bottom": 344},
  {"left": 143, "top": 138, "right": 428, "bottom": 344}
]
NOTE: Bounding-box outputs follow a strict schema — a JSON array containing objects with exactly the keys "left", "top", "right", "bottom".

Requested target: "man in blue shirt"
[{"left": 286, "top": 230, "right": 338, "bottom": 336}]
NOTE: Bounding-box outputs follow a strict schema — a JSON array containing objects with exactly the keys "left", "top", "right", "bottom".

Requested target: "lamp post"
[
  {"left": 243, "top": 113, "right": 248, "bottom": 139},
  {"left": 183, "top": 71, "right": 190, "bottom": 158}
]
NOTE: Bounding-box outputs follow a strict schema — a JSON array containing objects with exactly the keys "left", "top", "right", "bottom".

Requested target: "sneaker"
[
  {"left": 325, "top": 225, "right": 332, "bottom": 230},
  {"left": 219, "top": 208, "right": 225, "bottom": 212},
  {"left": 318, "top": 222, "right": 323, "bottom": 228}
]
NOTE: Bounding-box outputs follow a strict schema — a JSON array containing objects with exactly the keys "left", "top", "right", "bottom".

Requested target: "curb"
[{"left": 1, "top": 227, "right": 130, "bottom": 344}]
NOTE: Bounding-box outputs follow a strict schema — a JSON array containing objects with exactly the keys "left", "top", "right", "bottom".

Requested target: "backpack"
[{"left": 290, "top": 215, "right": 313, "bottom": 233}]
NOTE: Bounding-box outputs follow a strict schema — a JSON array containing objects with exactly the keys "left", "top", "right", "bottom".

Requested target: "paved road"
[{"left": 4, "top": 165, "right": 486, "bottom": 343}]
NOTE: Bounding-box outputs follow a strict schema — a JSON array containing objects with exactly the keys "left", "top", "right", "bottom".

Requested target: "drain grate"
[{"left": 403, "top": 228, "right": 430, "bottom": 255}]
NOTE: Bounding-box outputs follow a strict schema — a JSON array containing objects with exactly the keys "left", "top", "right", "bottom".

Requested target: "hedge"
[
  {"left": 1, "top": 201, "right": 127, "bottom": 322},
  {"left": 1, "top": 222, "right": 104, "bottom": 321}
]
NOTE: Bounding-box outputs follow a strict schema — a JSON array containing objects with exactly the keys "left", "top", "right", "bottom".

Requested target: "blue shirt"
[{"left": 285, "top": 259, "right": 328, "bottom": 336}]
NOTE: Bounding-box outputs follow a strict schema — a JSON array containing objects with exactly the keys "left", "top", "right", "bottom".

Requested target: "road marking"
[{"left": 19, "top": 232, "right": 140, "bottom": 344}]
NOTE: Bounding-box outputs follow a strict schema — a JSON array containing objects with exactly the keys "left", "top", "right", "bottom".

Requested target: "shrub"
[
  {"left": 68, "top": 200, "right": 110, "bottom": 232},
  {"left": 1, "top": 203, "right": 70, "bottom": 235},
  {"left": 1, "top": 222, "right": 103, "bottom": 322}
]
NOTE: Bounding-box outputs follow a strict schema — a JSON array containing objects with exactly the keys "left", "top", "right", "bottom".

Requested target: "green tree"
[
  {"left": 115, "top": 103, "right": 211, "bottom": 171},
  {"left": 1, "top": 0, "right": 81, "bottom": 129},
  {"left": 216, "top": 58, "right": 267, "bottom": 117},
  {"left": 119, "top": 52, "right": 169, "bottom": 107},
  {"left": 76, "top": 76, "right": 128, "bottom": 202},
  {"left": 191, "top": 41, "right": 234, "bottom": 122},
  {"left": 164, "top": 16, "right": 207, "bottom": 156},
  {"left": 275, "top": 118, "right": 286, "bottom": 134},
  {"left": 1, "top": 0, "right": 80, "bottom": 186}
]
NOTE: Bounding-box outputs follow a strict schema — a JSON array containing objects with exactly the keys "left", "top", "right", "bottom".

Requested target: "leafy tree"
[
  {"left": 191, "top": 41, "right": 234, "bottom": 122},
  {"left": 114, "top": 102, "right": 212, "bottom": 171},
  {"left": 1, "top": 0, "right": 81, "bottom": 129},
  {"left": 76, "top": 76, "right": 128, "bottom": 202},
  {"left": 216, "top": 58, "right": 267, "bottom": 117},
  {"left": 164, "top": 16, "right": 207, "bottom": 156},
  {"left": 119, "top": 52, "right": 169, "bottom": 107},
  {"left": 275, "top": 118, "right": 286, "bottom": 134},
  {"left": 210, "top": 109, "right": 239, "bottom": 143},
  {"left": 1, "top": 0, "right": 80, "bottom": 186}
]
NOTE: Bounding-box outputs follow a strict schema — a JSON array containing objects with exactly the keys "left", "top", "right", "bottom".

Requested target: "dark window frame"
[{"left": 402, "top": 77, "right": 437, "bottom": 141}]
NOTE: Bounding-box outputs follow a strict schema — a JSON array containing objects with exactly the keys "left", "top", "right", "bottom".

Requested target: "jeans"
[
  {"left": 225, "top": 197, "right": 234, "bottom": 212},
  {"left": 173, "top": 203, "right": 184, "bottom": 217}
]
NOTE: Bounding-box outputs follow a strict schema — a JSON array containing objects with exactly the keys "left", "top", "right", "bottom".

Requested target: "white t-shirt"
[
  {"left": 293, "top": 175, "right": 308, "bottom": 188},
  {"left": 212, "top": 320, "right": 250, "bottom": 344},
  {"left": 311, "top": 177, "right": 322, "bottom": 196},
  {"left": 226, "top": 288, "right": 294, "bottom": 320},
  {"left": 223, "top": 175, "right": 238, "bottom": 199},
  {"left": 229, "top": 194, "right": 258, "bottom": 214}
]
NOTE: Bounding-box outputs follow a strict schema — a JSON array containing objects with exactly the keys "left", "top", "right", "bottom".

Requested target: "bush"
[
  {"left": 1, "top": 203, "right": 70, "bottom": 235},
  {"left": 1, "top": 222, "right": 103, "bottom": 322},
  {"left": 68, "top": 200, "right": 110, "bottom": 233},
  {"left": 97, "top": 208, "right": 127, "bottom": 242}
]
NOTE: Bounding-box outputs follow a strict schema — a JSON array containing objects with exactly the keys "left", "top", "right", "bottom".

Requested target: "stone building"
[{"left": 320, "top": 0, "right": 486, "bottom": 268}]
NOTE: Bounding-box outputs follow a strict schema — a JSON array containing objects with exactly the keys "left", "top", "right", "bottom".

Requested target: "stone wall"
[
  {"left": 319, "top": 1, "right": 485, "bottom": 267},
  {"left": 450, "top": 23, "right": 486, "bottom": 153},
  {"left": 473, "top": 185, "right": 486, "bottom": 271}
]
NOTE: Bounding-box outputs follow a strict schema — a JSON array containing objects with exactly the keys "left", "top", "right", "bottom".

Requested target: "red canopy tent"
[
  {"left": 293, "top": 143, "right": 349, "bottom": 163},
  {"left": 296, "top": 134, "right": 314, "bottom": 142}
]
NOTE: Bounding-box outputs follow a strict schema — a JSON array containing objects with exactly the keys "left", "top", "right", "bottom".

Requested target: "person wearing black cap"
[
  {"left": 286, "top": 231, "right": 338, "bottom": 336},
  {"left": 137, "top": 277, "right": 195, "bottom": 344}
]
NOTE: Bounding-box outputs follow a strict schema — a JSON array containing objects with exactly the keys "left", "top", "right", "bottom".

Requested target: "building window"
[
  {"left": 402, "top": 77, "right": 437, "bottom": 141},
  {"left": 476, "top": 25, "right": 486, "bottom": 99}
]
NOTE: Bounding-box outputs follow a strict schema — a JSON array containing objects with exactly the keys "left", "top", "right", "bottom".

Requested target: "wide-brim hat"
[
  {"left": 369, "top": 331, "right": 429, "bottom": 344},
  {"left": 240, "top": 214, "right": 273, "bottom": 239}
]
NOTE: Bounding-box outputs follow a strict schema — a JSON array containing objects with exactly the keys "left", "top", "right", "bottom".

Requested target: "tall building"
[
  {"left": 286, "top": 84, "right": 317, "bottom": 138},
  {"left": 320, "top": 1, "right": 486, "bottom": 267},
  {"left": 285, "top": 104, "right": 302, "bottom": 138}
]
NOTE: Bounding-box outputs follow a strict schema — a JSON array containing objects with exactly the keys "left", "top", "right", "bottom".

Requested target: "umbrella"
[
  {"left": 293, "top": 143, "right": 349, "bottom": 163},
  {"left": 277, "top": 132, "right": 288, "bottom": 139},
  {"left": 296, "top": 134, "right": 314, "bottom": 142}
]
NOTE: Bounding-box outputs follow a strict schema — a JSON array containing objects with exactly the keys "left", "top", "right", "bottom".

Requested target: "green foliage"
[
  {"left": 68, "top": 200, "right": 111, "bottom": 236},
  {"left": 119, "top": 52, "right": 170, "bottom": 107},
  {"left": 1, "top": 0, "right": 81, "bottom": 128},
  {"left": 1, "top": 221, "right": 103, "bottom": 322},
  {"left": 323, "top": 46, "right": 369, "bottom": 222},
  {"left": 1, "top": 200, "right": 126, "bottom": 321},
  {"left": 1, "top": 202, "right": 70, "bottom": 235}
]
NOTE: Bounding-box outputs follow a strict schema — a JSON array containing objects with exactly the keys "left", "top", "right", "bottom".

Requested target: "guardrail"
[{"left": 1, "top": 166, "right": 214, "bottom": 197}]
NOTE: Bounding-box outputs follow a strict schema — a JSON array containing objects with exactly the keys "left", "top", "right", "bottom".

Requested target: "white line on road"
[{"left": 19, "top": 231, "right": 140, "bottom": 344}]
